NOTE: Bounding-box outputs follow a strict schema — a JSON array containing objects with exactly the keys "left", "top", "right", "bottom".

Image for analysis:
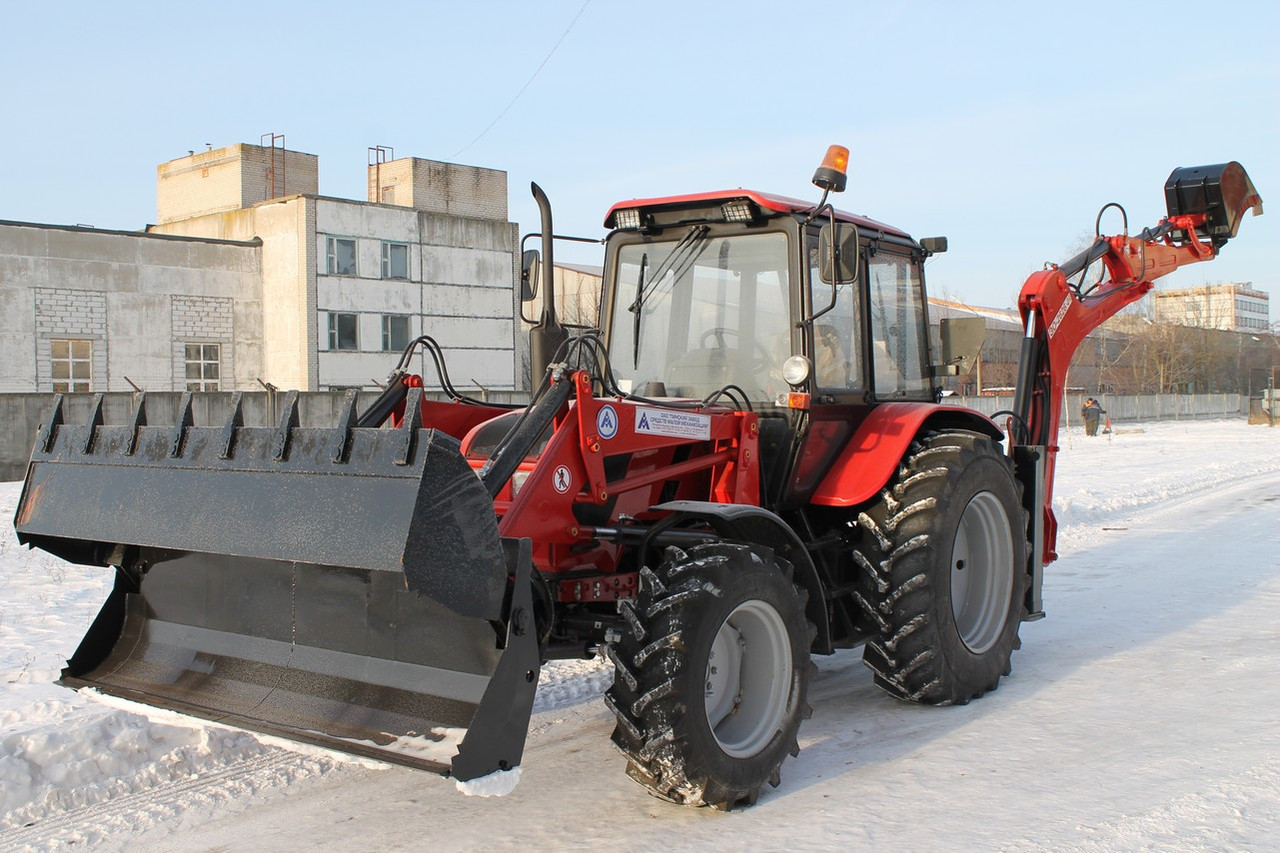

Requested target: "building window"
[
  {"left": 328, "top": 312, "right": 359, "bottom": 350},
  {"left": 382, "top": 315, "right": 410, "bottom": 351},
  {"left": 326, "top": 237, "right": 357, "bottom": 276},
  {"left": 184, "top": 343, "right": 221, "bottom": 391},
  {"left": 382, "top": 242, "right": 409, "bottom": 280},
  {"left": 50, "top": 339, "right": 92, "bottom": 393}
]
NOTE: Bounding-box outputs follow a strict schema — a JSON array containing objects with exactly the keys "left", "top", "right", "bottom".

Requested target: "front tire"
[
  {"left": 853, "top": 430, "right": 1029, "bottom": 705},
  {"left": 605, "top": 542, "right": 814, "bottom": 810}
]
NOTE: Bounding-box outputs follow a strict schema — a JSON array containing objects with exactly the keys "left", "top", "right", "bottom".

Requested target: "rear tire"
[
  {"left": 853, "top": 430, "right": 1029, "bottom": 705},
  {"left": 605, "top": 542, "right": 814, "bottom": 810}
]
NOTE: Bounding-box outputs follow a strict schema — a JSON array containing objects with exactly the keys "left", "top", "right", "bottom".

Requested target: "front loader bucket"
[{"left": 13, "top": 390, "right": 540, "bottom": 782}]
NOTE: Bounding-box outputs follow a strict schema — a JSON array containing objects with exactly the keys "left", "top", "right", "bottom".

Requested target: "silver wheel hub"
[
  {"left": 950, "top": 491, "right": 1015, "bottom": 654},
  {"left": 703, "top": 599, "right": 792, "bottom": 758}
]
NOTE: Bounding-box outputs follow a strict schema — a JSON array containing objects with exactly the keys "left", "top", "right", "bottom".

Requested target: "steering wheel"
[{"left": 698, "top": 327, "right": 773, "bottom": 373}]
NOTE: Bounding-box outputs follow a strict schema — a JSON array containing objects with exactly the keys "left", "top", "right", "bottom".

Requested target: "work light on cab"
[
  {"left": 613, "top": 208, "right": 643, "bottom": 230},
  {"left": 721, "top": 199, "right": 756, "bottom": 223}
]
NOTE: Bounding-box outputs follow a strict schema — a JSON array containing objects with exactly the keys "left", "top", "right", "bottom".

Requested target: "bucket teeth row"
[{"left": 34, "top": 386, "right": 440, "bottom": 468}]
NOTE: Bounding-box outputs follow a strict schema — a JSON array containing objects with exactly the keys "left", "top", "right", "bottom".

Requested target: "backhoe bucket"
[
  {"left": 13, "top": 390, "right": 540, "bottom": 782},
  {"left": 1165, "top": 161, "right": 1263, "bottom": 246}
]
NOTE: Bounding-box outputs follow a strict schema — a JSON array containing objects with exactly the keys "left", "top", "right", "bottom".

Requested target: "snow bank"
[
  {"left": 0, "top": 703, "right": 267, "bottom": 823},
  {"left": 1050, "top": 419, "right": 1280, "bottom": 541}
]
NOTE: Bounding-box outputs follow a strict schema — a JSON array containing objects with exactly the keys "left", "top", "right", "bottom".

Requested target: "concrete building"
[
  {"left": 1153, "top": 282, "right": 1270, "bottom": 333},
  {"left": 0, "top": 222, "right": 262, "bottom": 394},
  {"left": 0, "top": 142, "right": 520, "bottom": 395}
]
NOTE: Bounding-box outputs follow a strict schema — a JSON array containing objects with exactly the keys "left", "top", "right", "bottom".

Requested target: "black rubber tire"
[
  {"left": 853, "top": 429, "right": 1029, "bottom": 706},
  {"left": 605, "top": 542, "right": 814, "bottom": 810}
]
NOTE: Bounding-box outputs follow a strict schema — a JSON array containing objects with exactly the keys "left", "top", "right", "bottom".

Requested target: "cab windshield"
[{"left": 610, "top": 230, "right": 792, "bottom": 401}]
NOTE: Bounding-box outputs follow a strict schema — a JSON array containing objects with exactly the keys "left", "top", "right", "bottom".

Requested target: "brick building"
[{"left": 0, "top": 142, "right": 520, "bottom": 394}]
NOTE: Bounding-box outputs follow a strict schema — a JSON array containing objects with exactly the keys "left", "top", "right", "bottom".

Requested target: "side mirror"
[
  {"left": 818, "top": 222, "right": 860, "bottom": 285},
  {"left": 935, "top": 316, "right": 985, "bottom": 376},
  {"left": 520, "top": 249, "right": 540, "bottom": 302},
  {"left": 920, "top": 236, "right": 948, "bottom": 256}
]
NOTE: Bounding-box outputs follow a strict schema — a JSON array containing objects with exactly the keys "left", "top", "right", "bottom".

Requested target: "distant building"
[
  {"left": 1153, "top": 283, "right": 1270, "bottom": 333},
  {"left": 0, "top": 142, "right": 520, "bottom": 394}
]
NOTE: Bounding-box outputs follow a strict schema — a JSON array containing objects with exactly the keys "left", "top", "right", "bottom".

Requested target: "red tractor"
[{"left": 14, "top": 149, "right": 1261, "bottom": 809}]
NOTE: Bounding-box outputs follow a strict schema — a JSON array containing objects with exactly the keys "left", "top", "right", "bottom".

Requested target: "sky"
[{"left": 2, "top": 0, "right": 1277, "bottom": 311}]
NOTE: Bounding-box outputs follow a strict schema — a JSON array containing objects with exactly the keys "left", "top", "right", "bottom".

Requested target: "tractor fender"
[
  {"left": 810, "top": 402, "right": 1002, "bottom": 508},
  {"left": 651, "top": 500, "right": 832, "bottom": 653}
]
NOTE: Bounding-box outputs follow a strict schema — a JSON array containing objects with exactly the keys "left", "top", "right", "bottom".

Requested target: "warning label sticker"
[{"left": 634, "top": 408, "right": 711, "bottom": 441}]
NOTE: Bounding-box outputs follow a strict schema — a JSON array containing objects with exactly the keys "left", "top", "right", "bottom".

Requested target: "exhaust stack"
[{"left": 528, "top": 183, "right": 568, "bottom": 384}]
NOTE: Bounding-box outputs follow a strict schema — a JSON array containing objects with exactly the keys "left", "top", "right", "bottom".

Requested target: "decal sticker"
[
  {"left": 552, "top": 465, "right": 572, "bottom": 494},
  {"left": 634, "top": 408, "right": 711, "bottom": 441},
  {"left": 596, "top": 404, "right": 619, "bottom": 440},
  {"left": 1047, "top": 295, "right": 1073, "bottom": 340}
]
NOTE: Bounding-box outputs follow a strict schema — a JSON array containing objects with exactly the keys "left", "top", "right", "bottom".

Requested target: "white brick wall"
[
  {"left": 157, "top": 144, "right": 319, "bottom": 225},
  {"left": 367, "top": 158, "right": 508, "bottom": 222},
  {"left": 33, "top": 287, "right": 108, "bottom": 391},
  {"left": 171, "top": 295, "right": 235, "bottom": 389}
]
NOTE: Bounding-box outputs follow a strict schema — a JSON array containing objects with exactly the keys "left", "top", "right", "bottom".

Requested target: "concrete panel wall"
[
  {"left": 319, "top": 200, "right": 419, "bottom": 244},
  {"left": 313, "top": 199, "right": 517, "bottom": 391},
  {"left": 942, "top": 393, "right": 1247, "bottom": 422},
  {"left": 0, "top": 222, "right": 263, "bottom": 394},
  {"left": 253, "top": 197, "right": 316, "bottom": 389},
  {"left": 0, "top": 285, "right": 36, "bottom": 392}
]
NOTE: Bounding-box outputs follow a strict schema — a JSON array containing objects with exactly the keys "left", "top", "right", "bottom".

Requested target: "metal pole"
[{"left": 1264, "top": 366, "right": 1274, "bottom": 427}]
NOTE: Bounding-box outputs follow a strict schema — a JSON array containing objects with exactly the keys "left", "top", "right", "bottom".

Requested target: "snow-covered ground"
[{"left": 2, "top": 419, "right": 1278, "bottom": 850}]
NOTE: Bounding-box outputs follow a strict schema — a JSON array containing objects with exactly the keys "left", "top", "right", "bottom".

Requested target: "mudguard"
[{"left": 809, "top": 402, "right": 1001, "bottom": 507}]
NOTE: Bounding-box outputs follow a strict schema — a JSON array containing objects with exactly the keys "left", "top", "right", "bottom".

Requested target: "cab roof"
[{"left": 603, "top": 189, "right": 911, "bottom": 239}]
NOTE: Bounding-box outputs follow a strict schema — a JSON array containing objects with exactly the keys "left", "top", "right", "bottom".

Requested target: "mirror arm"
[{"left": 517, "top": 231, "right": 605, "bottom": 326}]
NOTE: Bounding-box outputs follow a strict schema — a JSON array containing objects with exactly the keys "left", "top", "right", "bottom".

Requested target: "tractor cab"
[{"left": 595, "top": 184, "right": 942, "bottom": 508}]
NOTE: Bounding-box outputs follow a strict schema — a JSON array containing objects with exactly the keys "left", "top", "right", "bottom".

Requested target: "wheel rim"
[
  {"left": 950, "top": 491, "right": 1015, "bottom": 654},
  {"left": 704, "top": 599, "right": 792, "bottom": 759}
]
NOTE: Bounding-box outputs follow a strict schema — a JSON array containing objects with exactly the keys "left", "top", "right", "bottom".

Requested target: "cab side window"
[
  {"left": 808, "top": 245, "right": 863, "bottom": 391},
  {"left": 866, "top": 252, "right": 930, "bottom": 398}
]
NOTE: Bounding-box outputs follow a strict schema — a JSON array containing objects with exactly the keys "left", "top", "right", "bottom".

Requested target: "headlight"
[{"left": 782, "top": 355, "right": 811, "bottom": 386}]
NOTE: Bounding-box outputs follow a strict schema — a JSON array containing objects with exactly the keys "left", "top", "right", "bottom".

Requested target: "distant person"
[{"left": 1082, "top": 397, "right": 1105, "bottom": 436}]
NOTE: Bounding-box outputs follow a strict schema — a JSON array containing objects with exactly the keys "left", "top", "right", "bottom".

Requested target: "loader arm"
[{"left": 1011, "top": 162, "right": 1262, "bottom": 568}]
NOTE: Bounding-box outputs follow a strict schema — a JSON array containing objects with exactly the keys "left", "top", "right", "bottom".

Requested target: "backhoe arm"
[{"left": 1010, "top": 162, "right": 1262, "bottom": 568}]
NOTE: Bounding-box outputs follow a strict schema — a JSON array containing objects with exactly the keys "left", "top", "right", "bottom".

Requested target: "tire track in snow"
[{"left": 0, "top": 750, "right": 300, "bottom": 851}]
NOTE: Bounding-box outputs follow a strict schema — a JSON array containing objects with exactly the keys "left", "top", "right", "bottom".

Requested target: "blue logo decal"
[{"left": 597, "top": 405, "right": 619, "bottom": 440}]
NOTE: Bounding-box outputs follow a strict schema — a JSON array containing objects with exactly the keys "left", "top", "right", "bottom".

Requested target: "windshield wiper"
[
  {"left": 638, "top": 224, "right": 710, "bottom": 312},
  {"left": 626, "top": 225, "right": 711, "bottom": 369},
  {"left": 628, "top": 253, "right": 648, "bottom": 368}
]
